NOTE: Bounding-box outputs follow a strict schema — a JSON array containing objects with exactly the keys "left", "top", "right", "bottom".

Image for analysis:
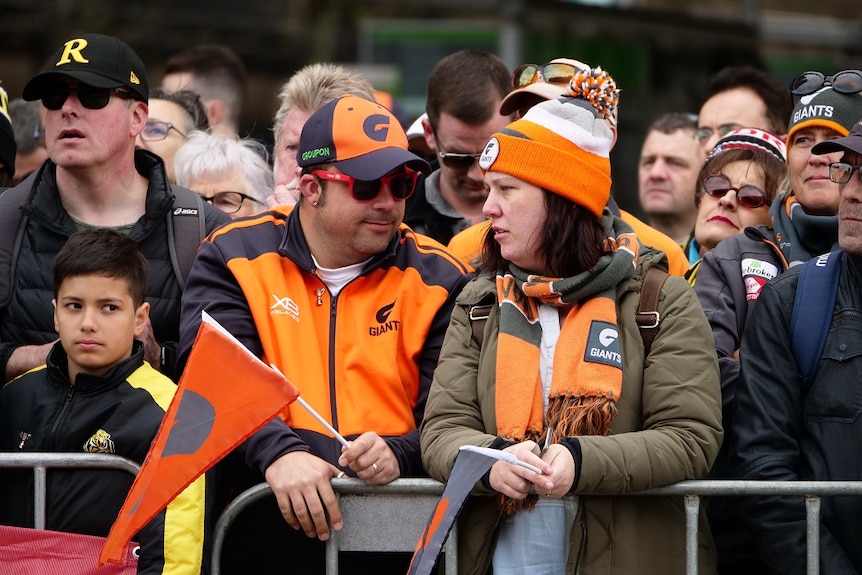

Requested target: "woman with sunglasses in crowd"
[
  {"left": 693, "top": 74, "right": 862, "bottom": 574},
  {"left": 421, "top": 69, "right": 722, "bottom": 575},
  {"left": 685, "top": 128, "right": 787, "bottom": 285}
]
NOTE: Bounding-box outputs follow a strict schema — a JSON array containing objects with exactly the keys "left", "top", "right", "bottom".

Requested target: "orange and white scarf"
[{"left": 495, "top": 213, "right": 638, "bottom": 513}]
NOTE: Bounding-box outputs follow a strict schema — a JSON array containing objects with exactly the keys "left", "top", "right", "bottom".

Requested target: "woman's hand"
[
  {"left": 489, "top": 440, "right": 554, "bottom": 499},
  {"left": 540, "top": 444, "right": 576, "bottom": 497}
]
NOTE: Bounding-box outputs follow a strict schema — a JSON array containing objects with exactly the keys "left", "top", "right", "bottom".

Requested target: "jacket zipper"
[
  {"left": 328, "top": 292, "right": 340, "bottom": 461},
  {"left": 574, "top": 504, "right": 587, "bottom": 575},
  {"left": 49, "top": 383, "right": 76, "bottom": 436}
]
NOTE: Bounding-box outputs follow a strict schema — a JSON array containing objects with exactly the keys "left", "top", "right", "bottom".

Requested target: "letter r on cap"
[{"left": 56, "top": 39, "right": 90, "bottom": 67}]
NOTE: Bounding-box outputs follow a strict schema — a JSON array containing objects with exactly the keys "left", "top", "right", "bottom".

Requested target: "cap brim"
[
  {"left": 500, "top": 83, "right": 567, "bottom": 116},
  {"left": 336, "top": 148, "right": 431, "bottom": 180},
  {"left": 812, "top": 134, "right": 862, "bottom": 156},
  {"left": 22, "top": 71, "right": 126, "bottom": 101},
  {"left": 406, "top": 113, "right": 426, "bottom": 140}
]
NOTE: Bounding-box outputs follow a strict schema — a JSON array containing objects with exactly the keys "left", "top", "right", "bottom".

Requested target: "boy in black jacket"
[{"left": 0, "top": 230, "right": 205, "bottom": 575}]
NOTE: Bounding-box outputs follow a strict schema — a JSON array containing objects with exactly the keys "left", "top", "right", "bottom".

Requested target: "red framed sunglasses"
[{"left": 311, "top": 169, "right": 418, "bottom": 202}]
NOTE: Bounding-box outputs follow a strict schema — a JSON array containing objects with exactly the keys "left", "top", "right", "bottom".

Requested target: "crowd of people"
[{"left": 0, "top": 30, "right": 861, "bottom": 575}]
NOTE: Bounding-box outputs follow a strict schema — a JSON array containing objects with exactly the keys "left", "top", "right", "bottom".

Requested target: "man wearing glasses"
[
  {"left": 135, "top": 88, "right": 210, "bottom": 184},
  {"left": 178, "top": 94, "right": 472, "bottom": 574},
  {"left": 404, "top": 49, "right": 513, "bottom": 245},
  {"left": 0, "top": 33, "right": 228, "bottom": 383},
  {"left": 729, "top": 121, "right": 862, "bottom": 574},
  {"left": 695, "top": 66, "right": 792, "bottom": 158}
]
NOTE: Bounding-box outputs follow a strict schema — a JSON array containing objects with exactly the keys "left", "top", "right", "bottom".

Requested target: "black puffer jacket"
[
  {"left": 0, "top": 150, "right": 228, "bottom": 378},
  {"left": 731, "top": 252, "right": 862, "bottom": 574}
]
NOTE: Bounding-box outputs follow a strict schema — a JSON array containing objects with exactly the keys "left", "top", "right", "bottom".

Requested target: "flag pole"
[{"left": 269, "top": 364, "right": 351, "bottom": 449}]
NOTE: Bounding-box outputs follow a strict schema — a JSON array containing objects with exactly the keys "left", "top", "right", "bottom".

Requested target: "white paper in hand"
[{"left": 458, "top": 445, "right": 542, "bottom": 474}]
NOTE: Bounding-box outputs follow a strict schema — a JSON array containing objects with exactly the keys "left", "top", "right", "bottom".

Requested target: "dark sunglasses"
[
  {"left": 312, "top": 169, "right": 418, "bottom": 202},
  {"left": 433, "top": 133, "right": 481, "bottom": 170},
  {"left": 829, "top": 162, "right": 862, "bottom": 184},
  {"left": 703, "top": 174, "right": 768, "bottom": 209},
  {"left": 790, "top": 70, "right": 862, "bottom": 98},
  {"left": 512, "top": 62, "right": 582, "bottom": 88},
  {"left": 42, "top": 84, "right": 134, "bottom": 111}
]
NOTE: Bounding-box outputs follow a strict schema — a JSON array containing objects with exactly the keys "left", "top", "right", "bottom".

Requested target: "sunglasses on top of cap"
[
  {"left": 512, "top": 62, "right": 584, "bottom": 88},
  {"left": 41, "top": 83, "right": 136, "bottom": 111},
  {"left": 311, "top": 169, "right": 418, "bottom": 202},
  {"left": 432, "top": 133, "right": 481, "bottom": 170},
  {"left": 790, "top": 70, "right": 862, "bottom": 99},
  {"left": 703, "top": 174, "right": 768, "bottom": 209}
]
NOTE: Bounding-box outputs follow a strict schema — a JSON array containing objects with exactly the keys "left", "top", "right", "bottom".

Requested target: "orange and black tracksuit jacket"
[{"left": 177, "top": 206, "right": 472, "bottom": 476}]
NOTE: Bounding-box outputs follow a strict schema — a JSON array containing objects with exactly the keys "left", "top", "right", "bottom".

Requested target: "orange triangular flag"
[{"left": 99, "top": 311, "right": 299, "bottom": 565}]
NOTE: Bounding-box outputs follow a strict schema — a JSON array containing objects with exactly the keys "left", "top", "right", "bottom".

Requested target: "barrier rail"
[
  {"left": 630, "top": 479, "right": 862, "bottom": 575},
  {"left": 211, "top": 478, "right": 457, "bottom": 575},
  {"left": 3, "top": 453, "right": 860, "bottom": 575},
  {"left": 213, "top": 478, "right": 862, "bottom": 575},
  {"left": 0, "top": 452, "right": 140, "bottom": 529}
]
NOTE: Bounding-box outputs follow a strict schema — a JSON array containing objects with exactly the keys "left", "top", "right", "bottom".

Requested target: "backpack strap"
[
  {"left": 468, "top": 303, "right": 494, "bottom": 348},
  {"left": 0, "top": 182, "right": 34, "bottom": 309},
  {"left": 790, "top": 250, "right": 842, "bottom": 394},
  {"left": 636, "top": 266, "right": 669, "bottom": 356},
  {"left": 166, "top": 186, "right": 207, "bottom": 286}
]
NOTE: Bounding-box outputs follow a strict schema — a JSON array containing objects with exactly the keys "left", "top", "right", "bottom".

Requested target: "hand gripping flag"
[
  {"left": 407, "top": 446, "right": 541, "bottom": 575},
  {"left": 99, "top": 311, "right": 300, "bottom": 565}
]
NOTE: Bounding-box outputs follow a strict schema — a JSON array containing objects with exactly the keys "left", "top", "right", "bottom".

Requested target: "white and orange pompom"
[{"left": 567, "top": 67, "right": 620, "bottom": 122}]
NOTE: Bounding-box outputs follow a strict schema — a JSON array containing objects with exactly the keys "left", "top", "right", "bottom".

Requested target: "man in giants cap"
[
  {"left": 178, "top": 94, "right": 472, "bottom": 574},
  {"left": 0, "top": 33, "right": 227, "bottom": 384}
]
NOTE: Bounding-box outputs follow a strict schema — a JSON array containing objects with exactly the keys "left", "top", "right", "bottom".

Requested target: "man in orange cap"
[{"left": 178, "top": 94, "right": 471, "bottom": 574}]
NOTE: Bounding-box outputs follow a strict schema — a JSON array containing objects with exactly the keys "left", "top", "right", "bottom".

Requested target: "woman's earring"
[{"left": 312, "top": 200, "right": 319, "bottom": 207}]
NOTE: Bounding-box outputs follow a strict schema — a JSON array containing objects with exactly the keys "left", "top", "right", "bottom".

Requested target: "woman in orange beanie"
[{"left": 421, "top": 68, "right": 722, "bottom": 575}]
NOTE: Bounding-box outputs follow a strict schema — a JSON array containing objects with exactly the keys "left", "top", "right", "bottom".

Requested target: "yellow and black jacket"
[
  {"left": 0, "top": 341, "right": 206, "bottom": 575},
  {"left": 177, "top": 205, "right": 472, "bottom": 476}
]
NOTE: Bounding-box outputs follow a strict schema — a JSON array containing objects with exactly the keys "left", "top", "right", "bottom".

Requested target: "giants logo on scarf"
[{"left": 585, "top": 320, "right": 622, "bottom": 368}]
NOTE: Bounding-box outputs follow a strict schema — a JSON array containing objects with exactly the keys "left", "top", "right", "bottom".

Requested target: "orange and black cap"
[
  {"left": 297, "top": 95, "right": 430, "bottom": 180},
  {"left": 23, "top": 34, "right": 149, "bottom": 103}
]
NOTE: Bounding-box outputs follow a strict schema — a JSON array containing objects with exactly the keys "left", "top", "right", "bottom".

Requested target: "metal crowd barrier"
[
  {"left": 0, "top": 452, "right": 141, "bottom": 529},
  {"left": 638, "top": 479, "right": 862, "bottom": 575},
  {"left": 212, "top": 477, "right": 862, "bottom": 575},
  {"left": 3, "top": 453, "right": 860, "bottom": 575},
  {"left": 211, "top": 477, "right": 457, "bottom": 575}
]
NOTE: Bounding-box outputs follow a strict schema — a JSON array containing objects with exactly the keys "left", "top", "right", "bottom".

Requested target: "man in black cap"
[
  {"left": 730, "top": 120, "right": 862, "bottom": 573},
  {"left": 0, "top": 85, "right": 15, "bottom": 187},
  {"left": 0, "top": 33, "right": 228, "bottom": 382}
]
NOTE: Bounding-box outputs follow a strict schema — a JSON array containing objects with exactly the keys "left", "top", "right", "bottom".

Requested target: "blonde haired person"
[{"left": 268, "top": 63, "right": 376, "bottom": 207}]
